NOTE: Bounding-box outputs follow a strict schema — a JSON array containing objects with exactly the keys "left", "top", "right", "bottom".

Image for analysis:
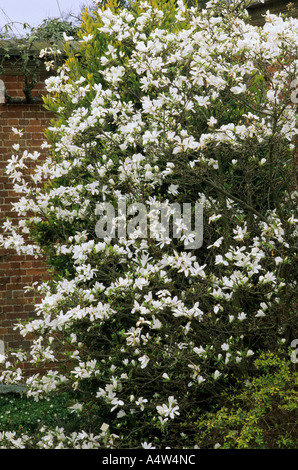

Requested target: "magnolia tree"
[{"left": 0, "top": 0, "right": 297, "bottom": 449}]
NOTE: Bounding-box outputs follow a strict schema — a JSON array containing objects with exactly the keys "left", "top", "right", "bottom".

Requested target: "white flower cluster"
[
  {"left": 0, "top": 426, "right": 117, "bottom": 449},
  {"left": 0, "top": 0, "right": 297, "bottom": 448}
]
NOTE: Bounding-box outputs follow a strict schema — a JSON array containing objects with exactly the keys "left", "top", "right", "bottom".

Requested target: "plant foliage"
[{"left": 0, "top": 0, "right": 297, "bottom": 449}]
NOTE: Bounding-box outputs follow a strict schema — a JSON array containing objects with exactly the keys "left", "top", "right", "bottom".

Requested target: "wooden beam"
[{"left": 247, "top": 0, "right": 298, "bottom": 26}]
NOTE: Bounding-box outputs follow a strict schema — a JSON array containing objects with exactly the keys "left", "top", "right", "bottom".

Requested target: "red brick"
[{"left": 0, "top": 72, "right": 51, "bottom": 369}]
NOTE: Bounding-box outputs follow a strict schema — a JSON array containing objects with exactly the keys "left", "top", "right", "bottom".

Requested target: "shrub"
[
  {"left": 0, "top": 0, "right": 297, "bottom": 448},
  {"left": 194, "top": 352, "right": 298, "bottom": 449}
]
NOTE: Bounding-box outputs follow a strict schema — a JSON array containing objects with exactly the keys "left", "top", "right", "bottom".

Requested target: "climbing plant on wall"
[{"left": 0, "top": 16, "right": 80, "bottom": 103}]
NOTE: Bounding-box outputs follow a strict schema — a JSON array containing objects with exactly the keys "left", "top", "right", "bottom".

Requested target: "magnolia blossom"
[
  {"left": 0, "top": 0, "right": 296, "bottom": 450},
  {"left": 156, "top": 396, "right": 180, "bottom": 420},
  {"left": 138, "top": 355, "right": 150, "bottom": 369}
]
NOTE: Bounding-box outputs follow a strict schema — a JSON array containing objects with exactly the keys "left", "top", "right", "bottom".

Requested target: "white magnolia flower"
[
  {"left": 207, "top": 116, "right": 217, "bottom": 127},
  {"left": 213, "top": 370, "right": 222, "bottom": 380},
  {"left": 138, "top": 355, "right": 150, "bottom": 369},
  {"left": 255, "top": 309, "right": 266, "bottom": 317},
  {"left": 135, "top": 397, "right": 148, "bottom": 410},
  {"left": 11, "top": 127, "right": 23, "bottom": 137},
  {"left": 63, "top": 32, "right": 74, "bottom": 41},
  {"left": 193, "top": 346, "right": 205, "bottom": 355},
  {"left": 207, "top": 237, "right": 223, "bottom": 249},
  {"left": 168, "top": 184, "right": 179, "bottom": 195},
  {"left": 238, "top": 312, "right": 247, "bottom": 321},
  {"left": 230, "top": 84, "right": 247, "bottom": 94},
  {"left": 197, "top": 375, "right": 206, "bottom": 384},
  {"left": 81, "top": 34, "right": 93, "bottom": 43},
  {"left": 142, "top": 442, "right": 156, "bottom": 449},
  {"left": 69, "top": 403, "right": 83, "bottom": 413},
  {"left": 215, "top": 255, "right": 229, "bottom": 266},
  {"left": 156, "top": 396, "right": 180, "bottom": 419}
]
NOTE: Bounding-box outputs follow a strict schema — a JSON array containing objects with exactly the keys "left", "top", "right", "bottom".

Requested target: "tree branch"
[{"left": 205, "top": 178, "right": 269, "bottom": 224}]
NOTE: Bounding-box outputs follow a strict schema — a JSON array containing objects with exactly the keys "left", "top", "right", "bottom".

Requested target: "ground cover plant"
[
  {"left": 0, "top": 0, "right": 297, "bottom": 448},
  {"left": 0, "top": 393, "right": 72, "bottom": 434}
]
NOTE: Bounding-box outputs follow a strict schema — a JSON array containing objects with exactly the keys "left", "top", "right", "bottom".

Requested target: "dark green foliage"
[{"left": 0, "top": 393, "right": 73, "bottom": 434}]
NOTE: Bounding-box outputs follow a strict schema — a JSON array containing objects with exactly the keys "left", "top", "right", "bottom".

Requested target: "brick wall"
[{"left": 0, "top": 72, "right": 52, "bottom": 369}]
